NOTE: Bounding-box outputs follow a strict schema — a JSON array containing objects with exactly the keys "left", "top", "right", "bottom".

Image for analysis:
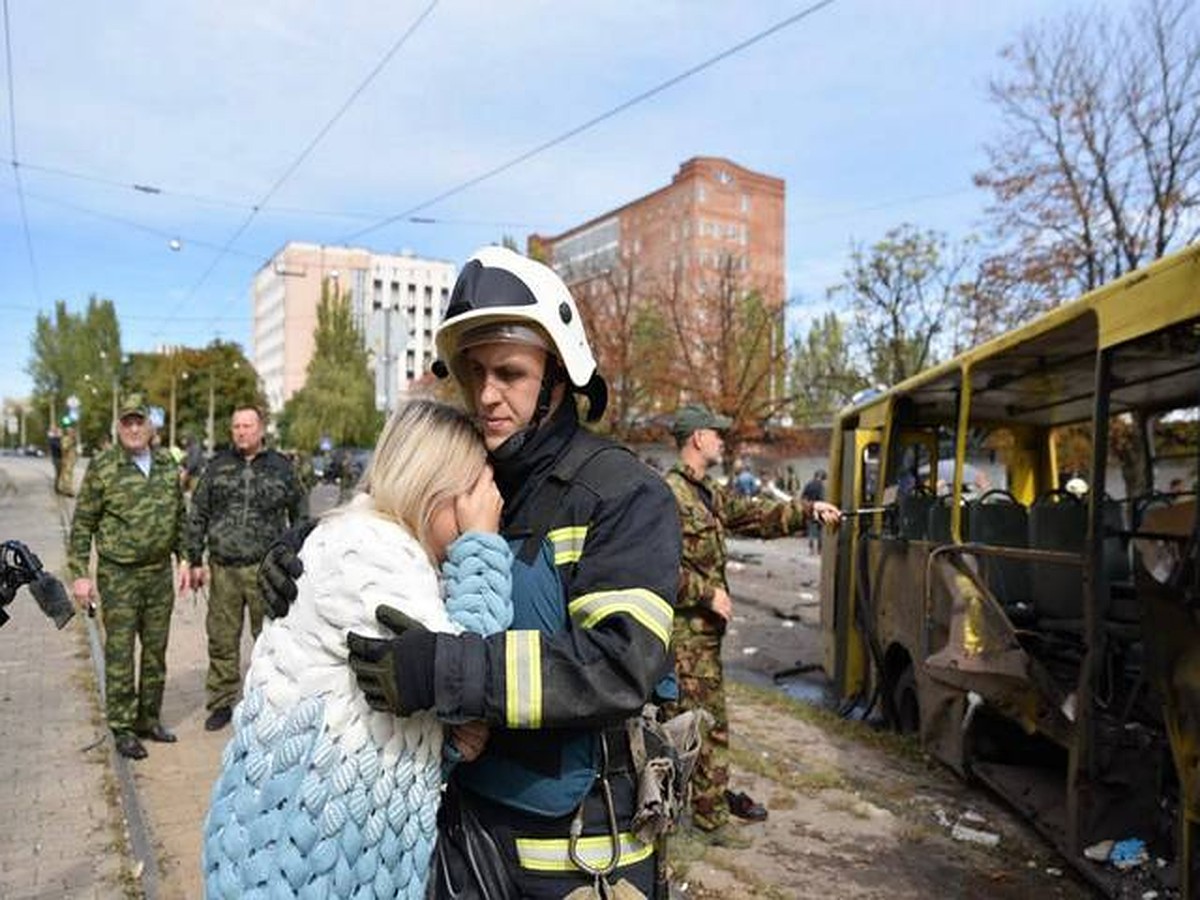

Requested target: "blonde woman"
[{"left": 203, "top": 400, "right": 512, "bottom": 900}]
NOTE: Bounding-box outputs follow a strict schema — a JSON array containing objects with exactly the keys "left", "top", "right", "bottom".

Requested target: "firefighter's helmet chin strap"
[{"left": 489, "top": 356, "right": 564, "bottom": 463}]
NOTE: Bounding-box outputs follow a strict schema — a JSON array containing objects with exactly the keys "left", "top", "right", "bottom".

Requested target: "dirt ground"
[{"left": 664, "top": 536, "right": 1099, "bottom": 899}]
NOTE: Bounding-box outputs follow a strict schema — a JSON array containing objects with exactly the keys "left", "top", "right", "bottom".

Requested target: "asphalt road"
[{"left": 722, "top": 534, "right": 835, "bottom": 705}]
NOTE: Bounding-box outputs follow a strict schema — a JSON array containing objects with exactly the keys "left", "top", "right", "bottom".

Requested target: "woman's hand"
[
  {"left": 455, "top": 465, "right": 503, "bottom": 534},
  {"left": 448, "top": 720, "right": 489, "bottom": 762}
]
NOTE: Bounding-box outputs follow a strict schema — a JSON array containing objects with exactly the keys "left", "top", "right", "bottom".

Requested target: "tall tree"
[
  {"left": 572, "top": 254, "right": 676, "bottom": 437},
  {"left": 832, "top": 225, "right": 974, "bottom": 387},
  {"left": 121, "top": 342, "right": 263, "bottom": 449},
  {"left": 27, "top": 296, "right": 122, "bottom": 450},
  {"left": 976, "top": 0, "right": 1200, "bottom": 298},
  {"left": 661, "top": 255, "right": 789, "bottom": 457},
  {"left": 789, "top": 312, "right": 868, "bottom": 426},
  {"left": 281, "top": 279, "right": 380, "bottom": 450}
]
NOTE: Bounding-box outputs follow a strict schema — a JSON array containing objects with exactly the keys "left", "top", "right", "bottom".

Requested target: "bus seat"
[
  {"left": 898, "top": 491, "right": 934, "bottom": 540},
  {"left": 1030, "top": 490, "right": 1086, "bottom": 625},
  {"left": 968, "top": 489, "right": 1030, "bottom": 608},
  {"left": 928, "top": 494, "right": 970, "bottom": 544},
  {"left": 1102, "top": 498, "right": 1139, "bottom": 624}
]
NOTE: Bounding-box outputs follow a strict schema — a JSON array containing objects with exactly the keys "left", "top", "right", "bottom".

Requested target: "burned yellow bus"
[{"left": 822, "top": 245, "right": 1199, "bottom": 897}]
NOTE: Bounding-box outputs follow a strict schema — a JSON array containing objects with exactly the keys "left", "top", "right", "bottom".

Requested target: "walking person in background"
[
  {"left": 68, "top": 394, "right": 187, "bottom": 760},
  {"left": 181, "top": 433, "right": 206, "bottom": 494},
  {"left": 203, "top": 400, "right": 512, "bottom": 900},
  {"left": 801, "top": 469, "right": 828, "bottom": 556},
  {"left": 665, "top": 405, "right": 841, "bottom": 846},
  {"left": 185, "top": 405, "right": 306, "bottom": 733},
  {"left": 47, "top": 422, "right": 63, "bottom": 487},
  {"left": 55, "top": 420, "right": 78, "bottom": 497}
]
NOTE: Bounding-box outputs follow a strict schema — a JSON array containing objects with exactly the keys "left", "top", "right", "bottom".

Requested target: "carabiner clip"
[{"left": 568, "top": 732, "right": 622, "bottom": 878}]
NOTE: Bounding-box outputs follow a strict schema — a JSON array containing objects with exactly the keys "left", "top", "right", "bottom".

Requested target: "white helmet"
[{"left": 434, "top": 246, "right": 607, "bottom": 420}]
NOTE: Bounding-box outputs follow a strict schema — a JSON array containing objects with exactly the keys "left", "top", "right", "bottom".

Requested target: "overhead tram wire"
[
  {"left": 4, "top": 185, "right": 264, "bottom": 261},
  {"left": 3, "top": 0, "right": 41, "bottom": 304},
  {"left": 169, "top": 0, "right": 440, "bottom": 326},
  {"left": 343, "top": 0, "right": 839, "bottom": 243},
  {"left": 2, "top": 157, "right": 540, "bottom": 231}
]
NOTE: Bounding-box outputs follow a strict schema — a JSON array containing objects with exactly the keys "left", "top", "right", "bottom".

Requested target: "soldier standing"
[
  {"left": 665, "top": 403, "right": 841, "bottom": 846},
  {"left": 55, "top": 420, "right": 78, "bottom": 497},
  {"left": 68, "top": 394, "right": 187, "bottom": 760},
  {"left": 186, "top": 405, "right": 305, "bottom": 732}
]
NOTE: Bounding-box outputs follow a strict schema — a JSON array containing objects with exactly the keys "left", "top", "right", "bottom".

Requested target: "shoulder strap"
[{"left": 516, "top": 434, "right": 635, "bottom": 564}]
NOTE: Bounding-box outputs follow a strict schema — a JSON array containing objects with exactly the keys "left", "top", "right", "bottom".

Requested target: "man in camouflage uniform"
[
  {"left": 185, "top": 405, "right": 305, "bottom": 731},
  {"left": 69, "top": 394, "right": 187, "bottom": 760},
  {"left": 665, "top": 403, "right": 841, "bottom": 846},
  {"left": 55, "top": 420, "right": 78, "bottom": 496}
]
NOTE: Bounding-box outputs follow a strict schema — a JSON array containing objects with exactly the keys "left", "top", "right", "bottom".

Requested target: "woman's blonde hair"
[{"left": 354, "top": 400, "right": 487, "bottom": 553}]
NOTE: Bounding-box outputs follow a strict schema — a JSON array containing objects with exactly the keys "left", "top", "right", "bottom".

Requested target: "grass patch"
[
  {"left": 729, "top": 680, "right": 923, "bottom": 763},
  {"left": 730, "top": 743, "right": 848, "bottom": 794}
]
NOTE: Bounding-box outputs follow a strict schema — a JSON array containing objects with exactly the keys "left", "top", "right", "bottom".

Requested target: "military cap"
[
  {"left": 672, "top": 403, "right": 732, "bottom": 438},
  {"left": 118, "top": 393, "right": 149, "bottom": 419}
]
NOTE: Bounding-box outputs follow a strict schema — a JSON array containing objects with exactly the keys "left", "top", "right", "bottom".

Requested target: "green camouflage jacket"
[
  {"left": 185, "top": 448, "right": 305, "bottom": 567},
  {"left": 68, "top": 447, "right": 185, "bottom": 577},
  {"left": 664, "top": 461, "right": 810, "bottom": 615}
]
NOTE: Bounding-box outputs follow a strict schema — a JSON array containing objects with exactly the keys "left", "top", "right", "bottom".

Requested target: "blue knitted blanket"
[{"left": 203, "top": 525, "right": 512, "bottom": 899}]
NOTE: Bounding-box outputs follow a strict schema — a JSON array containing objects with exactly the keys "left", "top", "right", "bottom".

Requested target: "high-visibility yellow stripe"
[
  {"left": 568, "top": 589, "right": 673, "bottom": 649},
  {"left": 504, "top": 630, "right": 543, "bottom": 729},
  {"left": 548, "top": 525, "right": 588, "bottom": 565},
  {"left": 514, "top": 832, "right": 654, "bottom": 873}
]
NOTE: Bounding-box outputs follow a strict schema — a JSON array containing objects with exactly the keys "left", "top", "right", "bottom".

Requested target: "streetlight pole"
[
  {"left": 206, "top": 360, "right": 239, "bottom": 454},
  {"left": 169, "top": 372, "right": 177, "bottom": 449},
  {"left": 206, "top": 375, "right": 215, "bottom": 456}
]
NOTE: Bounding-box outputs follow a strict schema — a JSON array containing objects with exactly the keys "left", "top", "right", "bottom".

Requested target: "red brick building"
[
  {"left": 530, "top": 156, "right": 784, "bottom": 308},
  {"left": 528, "top": 156, "right": 786, "bottom": 429}
]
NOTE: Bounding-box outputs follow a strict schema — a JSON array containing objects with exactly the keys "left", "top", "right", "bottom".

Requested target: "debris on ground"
[{"left": 935, "top": 806, "right": 1002, "bottom": 847}]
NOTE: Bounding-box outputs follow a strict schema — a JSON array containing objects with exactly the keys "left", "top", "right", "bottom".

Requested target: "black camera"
[{"left": 0, "top": 540, "right": 74, "bottom": 630}]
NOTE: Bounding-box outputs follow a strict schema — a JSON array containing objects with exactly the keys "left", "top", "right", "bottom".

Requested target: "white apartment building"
[{"left": 253, "top": 242, "right": 456, "bottom": 415}]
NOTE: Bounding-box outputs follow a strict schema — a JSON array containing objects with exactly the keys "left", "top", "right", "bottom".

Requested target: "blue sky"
[{"left": 0, "top": 0, "right": 1138, "bottom": 402}]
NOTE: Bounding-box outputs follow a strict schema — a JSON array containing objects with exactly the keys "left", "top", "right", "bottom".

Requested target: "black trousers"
[{"left": 433, "top": 772, "right": 655, "bottom": 899}]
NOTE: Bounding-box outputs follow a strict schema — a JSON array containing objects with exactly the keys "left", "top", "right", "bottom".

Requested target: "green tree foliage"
[
  {"left": 789, "top": 312, "right": 868, "bottom": 426},
  {"left": 832, "top": 225, "right": 978, "bottom": 388},
  {"left": 281, "top": 279, "right": 380, "bottom": 451},
  {"left": 27, "top": 296, "right": 122, "bottom": 450},
  {"left": 573, "top": 256, "right": 671, "bottom": 436},
  {"left": 976, "top": 0, "right": 1200, "bottom": 298},
  {"left": 123, "top": 341, "right": 262, "bottom": 449}
]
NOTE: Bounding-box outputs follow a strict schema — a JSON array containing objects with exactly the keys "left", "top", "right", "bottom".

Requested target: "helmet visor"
[{"left": 456, "top": 322, "right": 554, "bottom": 356}]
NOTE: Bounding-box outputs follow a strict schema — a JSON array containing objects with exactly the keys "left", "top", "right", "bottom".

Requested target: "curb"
[{"left": 56, "top": 491, "right": 161, "bottom": 900}]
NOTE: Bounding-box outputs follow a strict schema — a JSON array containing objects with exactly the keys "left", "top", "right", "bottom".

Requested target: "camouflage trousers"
[
  {"left": 205, "top": 562, "right": 264, "bottom": 712},
  {"left": 666, "top": 612, "right": 730, "bottom": 831},
  {"left": 96, "top": 560, "right": 175, "bottom": 734},
  {"left": 55, "top": 452, "right": 76, "bottom": 496}
]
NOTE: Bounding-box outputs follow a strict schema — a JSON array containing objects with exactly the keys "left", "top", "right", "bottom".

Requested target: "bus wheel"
[{"left": 891, "top": 665, "right": 920, "bottom": 734}]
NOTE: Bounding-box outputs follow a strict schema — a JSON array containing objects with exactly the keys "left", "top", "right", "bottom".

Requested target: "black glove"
[
  {"left": 258, "top": 520, "right": 317, "bottom": 619},
  {"left": 347, "top": 604, "right": 436, "bottom": 716},
  {"left": 30, "top": 573, "right": 74, "bottom": 629}
]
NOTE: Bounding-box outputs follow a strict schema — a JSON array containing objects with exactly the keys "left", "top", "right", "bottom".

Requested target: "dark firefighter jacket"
[{"left": 441, "top": 401, "right": 682, "bottom": 817}]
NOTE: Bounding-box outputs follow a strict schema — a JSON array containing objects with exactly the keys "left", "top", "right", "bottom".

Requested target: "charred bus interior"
[{"left": 825, "top": 291, "right": 1199, "bottom": 897}]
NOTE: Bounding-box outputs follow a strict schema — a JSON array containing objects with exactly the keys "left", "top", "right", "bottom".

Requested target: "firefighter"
[{"left": 262, "top": 246, "right": 682, "bottom": 898}]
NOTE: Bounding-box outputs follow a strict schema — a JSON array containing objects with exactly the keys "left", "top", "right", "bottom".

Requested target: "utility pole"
[
  {"left": 373, "top": 299, "right": 401, "bottom": 413},
  {"left": 169, "top": 373, "right": 177, "bottom": 449},
  {"left": 206, "top": 375, "right": 215, "bottom": 456}
]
